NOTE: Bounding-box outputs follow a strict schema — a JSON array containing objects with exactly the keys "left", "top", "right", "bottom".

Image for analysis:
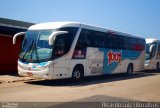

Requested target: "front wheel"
[{"left": 72, "top": 67, "right": 83, "bottom": 81}]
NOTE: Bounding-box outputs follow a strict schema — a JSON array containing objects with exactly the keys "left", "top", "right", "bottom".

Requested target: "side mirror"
[
  {"left": 13, "top": 32, "right": 26, "bottom": 44},
  {"left": 49, "top": 31, "right": 68, "bottom": 45},
  {"left": 149, "top": 44, "right": 154, "bottom": 53}
]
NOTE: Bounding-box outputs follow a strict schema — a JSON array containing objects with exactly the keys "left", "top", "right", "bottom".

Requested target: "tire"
[
  {"left": 156, "top": 62, "right": 160, "bottom": 72},
  {"left": 126, "top": 64, "right": 133, "bottom": 75},
  {"left": 72, "top": 66, "right": 83, "bottom": 81}
]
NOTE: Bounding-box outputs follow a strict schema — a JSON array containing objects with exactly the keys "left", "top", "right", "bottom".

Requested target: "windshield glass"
[{"left": 19, "top": 30, "right": 55, "bottom": 62}]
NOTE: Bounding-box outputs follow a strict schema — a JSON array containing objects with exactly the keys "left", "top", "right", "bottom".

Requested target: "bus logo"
[{"left": 107, "top": 50, "right": 122, "bottom": 65}]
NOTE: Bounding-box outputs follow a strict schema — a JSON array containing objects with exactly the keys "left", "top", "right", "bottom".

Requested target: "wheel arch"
[
  {"left": 72, "top": 64, "right": 84, "bottom": 76},
  {"left": 126, "top": 63, "right": 134, "bottom": 75}
]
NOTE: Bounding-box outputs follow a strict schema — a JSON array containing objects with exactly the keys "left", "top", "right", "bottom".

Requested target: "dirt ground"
[{"left": 0, "top": 71, "right": 160, "bottom": 104}]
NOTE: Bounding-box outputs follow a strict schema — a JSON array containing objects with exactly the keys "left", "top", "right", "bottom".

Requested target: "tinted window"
[
  {"left": 105, "top": 33, "right": 128, "bottom": 50},
  {"left": 128, "top": 37, "right": 145, "bottom": 51},
  {"left": 128, "top": 37, "right": 136, "bottom": 50},
  {"left": 76, "top": 29, "right": 144, "bottom": 52},
  {"left": 119, "top": 36, "right": 128, "bottom": 49},
  {"left": 106, "top": 33, "right": 114, "bottom": 48},
  {"left": 53, "top": 27, "right": 78, "bottom": 59},
  {"left": 76, "top": 29, "right": 107, "bottom": 49},
  {"left": 137, "top": 39, "right": 145, "bottom": 51},
  {"left": 95, "top": 32, "right": 106, "bottom": 48},
  {"left": 92, "top": 30, "right": 106, "bottom": 48},
  {"left": 75, "top": 29, "right": 89, "bottom": 50}
]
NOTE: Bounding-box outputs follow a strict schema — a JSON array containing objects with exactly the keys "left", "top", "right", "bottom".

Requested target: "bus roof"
[
  {"left": 28, "top": 22, "right": 81, "bottom": 30},
  {"left": 28, "top": 21, "right": 144, "bottom": 40},
  {"left": 146, "top": 38, "right": 160, "bottom": 44}
]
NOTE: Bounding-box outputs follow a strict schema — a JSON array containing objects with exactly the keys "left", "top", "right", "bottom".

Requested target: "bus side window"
[
  {"left": 73, "top": 29, "right": 88, "bottom": 59},
  {"left": 75, "top": 29, "right": 88, "bottom": 50},
  {"left": 54, "top": 35, "right": 66, "bottom": 57},
  {"left": 119, "top": 36, "right": 127, "bottom": 50},
  {"left": 90, "top": 31, "right": 105, "bottom": 48},
  {"left": 128, "top": 37, "right": 137, "bottom": 51},
  {"left": 109, "top": 34, "right": 118, "bottom": 49},
  {"left": 106, "top": 33, "right": 113, "bottom": 49},
  {"left": 53, "top": 27, "right": 78, "bottom": 59},
  {"left": 139, "top": 39, "right": 145, "bottom": 51}
]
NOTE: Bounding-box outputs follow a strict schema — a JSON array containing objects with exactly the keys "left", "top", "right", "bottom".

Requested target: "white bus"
[
  {"left": 13, "top": 22, "right": 146, "bottom": 80},
  {"left": 145, "top": 38, "right": 160, "bottom": 71}
]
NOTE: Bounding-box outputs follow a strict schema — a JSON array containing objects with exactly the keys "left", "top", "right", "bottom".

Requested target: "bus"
[
  {"left": 13, "top": 22, "right": 146, "bottom": 80},
  {"left": 145, "top": 38, "right": 160, "bottom": 71}
]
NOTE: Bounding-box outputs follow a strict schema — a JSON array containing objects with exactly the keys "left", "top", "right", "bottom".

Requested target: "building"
[{"left": 0, "top": 18, "right": 34, "bottom": 74}]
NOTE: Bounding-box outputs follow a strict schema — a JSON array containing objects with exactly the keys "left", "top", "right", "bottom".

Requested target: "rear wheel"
[
  {"left": 156, "top": 62, "right": 160, "bottom": 72},
  {"left": 126, "top": 64, "right": 133, "bottom": 75}
]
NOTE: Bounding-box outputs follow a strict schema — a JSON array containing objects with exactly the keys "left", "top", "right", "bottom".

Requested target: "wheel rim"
[{"left": 73, "top": 71, "right": 81, "bottom": 79}]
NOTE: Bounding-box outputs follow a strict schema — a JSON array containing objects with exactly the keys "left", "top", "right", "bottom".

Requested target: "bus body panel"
[{"left": 85, "top": 48, "right": 145, "bottom": 76}]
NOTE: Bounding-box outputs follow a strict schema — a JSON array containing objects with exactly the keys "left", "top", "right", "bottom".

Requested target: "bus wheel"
[
  {"left": 72, "top": 66, "right": 84, "bottom": 81},
  {"left": 156, "top": 62, "right": 160, "bottom": 72},
  {"left": 126, "top": 64, "right": 133, "bottom": 75}
]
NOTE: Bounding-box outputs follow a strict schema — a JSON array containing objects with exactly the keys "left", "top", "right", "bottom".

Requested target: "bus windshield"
[{"left": 19, "top": 30, "right": 55, "bottom": 62}]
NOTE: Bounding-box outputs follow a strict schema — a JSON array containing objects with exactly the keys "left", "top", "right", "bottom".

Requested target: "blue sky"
[{"left": 1, "top": 0, "right": 160, "bottom": 39}]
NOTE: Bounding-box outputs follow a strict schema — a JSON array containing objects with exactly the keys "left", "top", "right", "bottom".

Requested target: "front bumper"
[{"left": 18, "top": 66, "right": 52, "bottom": 79}]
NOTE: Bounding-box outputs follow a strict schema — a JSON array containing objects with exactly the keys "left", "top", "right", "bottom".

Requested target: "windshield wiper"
[
  {"left": 30, "top": 41, "right": 39, "bottom": 62},
  {"left": 21, "top": 40, "right": 34, "bottom": 61}
]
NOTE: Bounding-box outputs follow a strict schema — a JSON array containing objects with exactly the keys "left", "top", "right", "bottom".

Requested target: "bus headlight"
[{"left": 145, "top": 60, "right": 150, "bottom": 66}]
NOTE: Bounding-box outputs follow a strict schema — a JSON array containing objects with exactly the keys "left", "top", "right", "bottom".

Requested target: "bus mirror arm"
[
  {"left": 13, "top": 32, "right": 26, "bottom": 44},
  {"left": 149, "top": 44, "right": 154, "bottom": 53},
  {"left": 49, "top": 31, "right": 68, "bottom": 45}
]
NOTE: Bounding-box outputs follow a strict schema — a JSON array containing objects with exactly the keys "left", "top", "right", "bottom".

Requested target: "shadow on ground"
[
  {"left": 50, "top": 95, "right": 141, "bottom": 108},
  {"left": 24, "top": 70, "right": 159, "bottom": 87},
  {"left": 15, "top": 95, "right": 143, "bottom": 108}
]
